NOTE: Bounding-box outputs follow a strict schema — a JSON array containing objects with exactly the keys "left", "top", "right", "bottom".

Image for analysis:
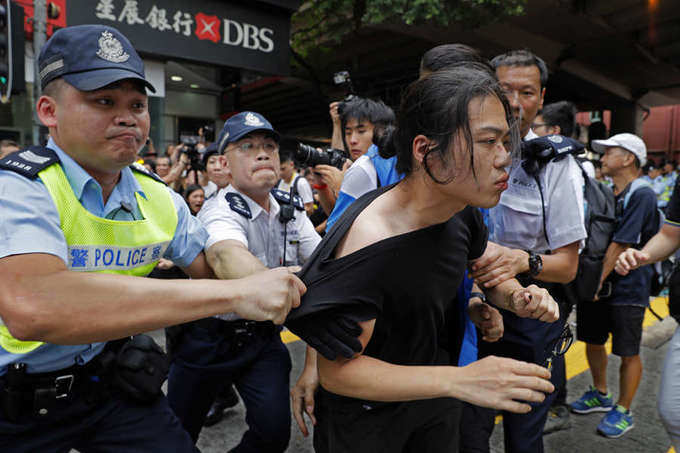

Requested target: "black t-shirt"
[{"left": 287, "top": 184, "right": 488, "bottom": 368}]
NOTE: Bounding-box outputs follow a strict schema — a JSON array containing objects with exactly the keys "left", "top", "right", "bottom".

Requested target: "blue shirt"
[
  {"left": 0, "top": 138, "right": 207, "bottom": 373},
  {"left": 608, "top": 181, "right": 659, "bottom": 306},
  {"left": 326, "top": 145, "right": 403, "bottom": 231}
]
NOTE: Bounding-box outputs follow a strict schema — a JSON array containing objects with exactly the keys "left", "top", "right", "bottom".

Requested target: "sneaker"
[
  {"left": 543, "top": 405, "right": 571, "bottom": 435},
  {"left": 597, "top": 405, "right": 634, "bottom": 438},
  {"left": 569, "top": 386, "right": 614, "bottom": 414}
]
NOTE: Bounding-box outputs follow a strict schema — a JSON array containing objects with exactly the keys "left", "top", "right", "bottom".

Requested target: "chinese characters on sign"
[{"left": 93, "top": 0, "right": 275, "bottom": 52}]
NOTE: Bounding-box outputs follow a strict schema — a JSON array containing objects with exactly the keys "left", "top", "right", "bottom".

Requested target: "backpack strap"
[
  {"left": 291, "top": 175, "right": 301, "bottom": 199},
  {"left": 0, "top": 146, "right": 60, "bottom": 178}
]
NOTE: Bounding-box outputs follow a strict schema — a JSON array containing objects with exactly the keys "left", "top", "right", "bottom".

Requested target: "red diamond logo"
[{"left": 195, "top": 13, "right": 220, "bottom": 43}]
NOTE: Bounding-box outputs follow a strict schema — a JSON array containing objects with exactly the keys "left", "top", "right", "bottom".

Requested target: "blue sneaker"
[
  {"left": 597, "top": 405, "right": 634, "bottom": 438},
  {"left": 569, "top": 386, "right": 614, "bottom": 414}
]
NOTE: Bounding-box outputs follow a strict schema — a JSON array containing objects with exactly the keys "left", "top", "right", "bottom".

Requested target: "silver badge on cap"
[
  {"left": 96, "top": 30, "right": 130, "bottom": 63},
  {"left": 244, "top": 113, "right": 265, "bottom": 127},
  {"left": 548, "top": 135, "right": 563, "bottom": 144}
]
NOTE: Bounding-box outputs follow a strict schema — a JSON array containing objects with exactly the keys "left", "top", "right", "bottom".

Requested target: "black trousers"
[{"left": 314, "top": 388, "right": 462, "bottom": 453}]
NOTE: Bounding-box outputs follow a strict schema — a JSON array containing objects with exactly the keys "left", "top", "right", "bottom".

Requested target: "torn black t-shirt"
[{"left": 286, "top": 184, "right": 488, "bottom": 368}]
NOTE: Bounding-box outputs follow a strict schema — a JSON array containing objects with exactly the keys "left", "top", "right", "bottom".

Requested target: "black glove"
[
  {"left": 112, "top": 334, "right": 170, "bottom": 404},
  {"left": 286, "top": 310, "right": 368, "bottom": 361}
]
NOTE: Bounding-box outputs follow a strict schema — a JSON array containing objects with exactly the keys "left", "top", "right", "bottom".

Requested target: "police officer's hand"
[
  {"left": 615, "top": 248, "right": 650, "bottom": 276},
  {"left": 510, "top": 285, "right": 559, "bottom": 323},
  {"left": 232, "top": 268, "right": 306, "bottom": 324},
  {"left": 455, "top": 356, "right": 554, "bottom": 414},
  {"left": 471, "top": 242, "right": 526, "bottom": 288},
  {"left": 468, "top": 301, "right": 504, "bottom": 342},
  {"left": 291, "top": 354, "right": 319, "bottom": 437}
]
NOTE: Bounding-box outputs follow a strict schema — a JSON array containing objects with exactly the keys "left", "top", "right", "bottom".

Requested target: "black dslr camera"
[
  {"left": 180, "top": 136, "right": 205, "bottom": 172},
  {"left": 295, "top": 143, "right": 347, "bottom": 170},
  {"left": 333, "top": 71, "right": 356, "bottom": 116}
]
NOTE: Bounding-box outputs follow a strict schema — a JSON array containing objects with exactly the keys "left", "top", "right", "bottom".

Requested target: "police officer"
[
  {"left": 461, "top": 50, "right": 587, "bottom": 453},
  {"left": 166, "top": 111, "right": 322, "bottom": 451},
  {"left": 0, "top": 25, "right": 306, "bottom": 452}
]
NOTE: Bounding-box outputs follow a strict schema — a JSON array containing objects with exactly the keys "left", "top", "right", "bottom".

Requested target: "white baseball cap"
[{"left": 592, "top": 133, "right": 647, "bottom": 167}]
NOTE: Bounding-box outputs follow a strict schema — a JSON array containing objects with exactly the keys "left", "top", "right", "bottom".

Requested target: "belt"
[
  {"left": 190, "top": 317, "right": 277, "bottom": 337},
  {"left": 0, "top": 341, "right": 126, "bottom": 422}
]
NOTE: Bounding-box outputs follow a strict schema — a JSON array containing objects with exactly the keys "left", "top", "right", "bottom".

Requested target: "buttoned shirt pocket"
[
  {"left": 282, "top": 227, "right": 301, "bottom": 267},
  {"left": 492, "top": 187, "right": 545, "bottom": 251}
]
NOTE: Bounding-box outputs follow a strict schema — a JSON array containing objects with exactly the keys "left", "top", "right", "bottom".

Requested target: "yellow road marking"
[{"left": 496, "top": 296, "right": 669, "bottom": 425}]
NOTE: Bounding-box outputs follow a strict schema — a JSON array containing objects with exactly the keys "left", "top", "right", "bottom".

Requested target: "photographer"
[{"left": 316, "top": 97, "right": 395, "bottom": 216}]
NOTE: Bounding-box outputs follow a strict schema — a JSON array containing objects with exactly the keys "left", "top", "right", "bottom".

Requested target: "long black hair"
[{"left": 377, "top": 66, "right": 519, "bottom": 184}]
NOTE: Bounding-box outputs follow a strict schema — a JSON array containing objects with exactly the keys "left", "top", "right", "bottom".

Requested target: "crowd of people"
[{"left": 0, "top": 22, "right": 679, "bottom": 453}]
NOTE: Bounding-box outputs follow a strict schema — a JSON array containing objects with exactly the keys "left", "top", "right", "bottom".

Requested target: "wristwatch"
[
  {"left": 527, "top": 251, "right": 543, "bottom": 277},
  {"left": 469, "top": 291, "right": 487, "bottom": 304}
]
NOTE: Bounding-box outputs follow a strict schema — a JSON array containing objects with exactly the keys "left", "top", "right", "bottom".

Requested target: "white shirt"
[
  {"left": 276, "top": 173, "right": 314, "bottom": 205},
  {"left": 199, "top": 185, "right": 321, "bottom": 320},
  {"left": 490, "top": 130, "right": 586, "bottom": 253},
  {"left": 339, "top": 154, "right": 378, "bottom": 199}
]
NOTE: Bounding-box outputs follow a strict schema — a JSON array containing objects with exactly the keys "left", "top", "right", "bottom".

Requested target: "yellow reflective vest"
[{"left": 0, "top": 162, "right": 178, "bottom": 355}]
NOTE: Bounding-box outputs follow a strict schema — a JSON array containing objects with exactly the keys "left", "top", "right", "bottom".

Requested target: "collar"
[
  {"left": 47, "top": 137, "right": 147, "bottom": 202},
  {"left": 365, "top": 144, "right": 379, "bottom": 158},
  {"left": 225, "top": 184, "right": 279, "bottom": 220}
]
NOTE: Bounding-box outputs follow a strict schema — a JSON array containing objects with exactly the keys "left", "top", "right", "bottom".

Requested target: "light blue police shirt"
[{"left": 0, "top": 138, "right": 207, "bottom": 374}]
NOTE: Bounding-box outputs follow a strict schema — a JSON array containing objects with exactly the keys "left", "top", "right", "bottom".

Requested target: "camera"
[
  {"left": 333, "top": 71, "right": 356, "bottom": 116},
  {"left": 295, "top": 143, "right": 347, "bottom": 170},
  {"left": 180, "top": 137, "right": 205, "bottom": 172}
]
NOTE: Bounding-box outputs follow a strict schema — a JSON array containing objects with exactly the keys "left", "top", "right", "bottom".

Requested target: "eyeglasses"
[
  {"left": 543, "top": 324, "right": 574, "bottom": 371},
  {"left": 228, "top": 142, "right": 278, "bottom": 154}
]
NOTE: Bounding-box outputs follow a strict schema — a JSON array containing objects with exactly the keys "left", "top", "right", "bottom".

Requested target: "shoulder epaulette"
[
  {"left": 0, "top": 146, "right": 60, "bottom": 179},
  {"left": 271, "top": 188, "right": 304, "bottom": 211},
  {"left": 129, "top": 162, "right": 167, "bottom": 185},
  {"left": 226, "top": 192, "right": 252, "bottom": 219}
]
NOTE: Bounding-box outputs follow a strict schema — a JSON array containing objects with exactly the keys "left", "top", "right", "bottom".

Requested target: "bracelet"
[
  {"left": 469, "top": 291, "right": 487, "bottom": 303},
  {"left": 313, "top": 183, "right": 328, "bottom": 190}
]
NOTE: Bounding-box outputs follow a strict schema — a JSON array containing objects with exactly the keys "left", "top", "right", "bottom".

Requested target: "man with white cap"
[{"left": 569, "top": 133, "right": 660, "bottom": 439}]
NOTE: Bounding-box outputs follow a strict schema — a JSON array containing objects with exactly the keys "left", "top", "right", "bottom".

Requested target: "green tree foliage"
[{"left": 292, "top": 0, "right": 527, "bottom": 56}]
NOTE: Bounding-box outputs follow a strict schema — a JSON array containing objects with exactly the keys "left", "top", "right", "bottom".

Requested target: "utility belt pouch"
[{"left": 112, "top": 334, "right": 169, "bottom": 404}]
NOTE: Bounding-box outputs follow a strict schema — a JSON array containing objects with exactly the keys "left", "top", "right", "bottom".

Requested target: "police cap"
[{"left": 38, "top": 24, "right": 156, "bottom": 93}]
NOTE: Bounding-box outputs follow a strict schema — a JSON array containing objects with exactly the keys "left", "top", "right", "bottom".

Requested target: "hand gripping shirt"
[
  {"left": 0, "top": 138, "right": 207, "bottom": 374},
  {"left": 198, "top": 184, "right": 321, "bottom": 320}
]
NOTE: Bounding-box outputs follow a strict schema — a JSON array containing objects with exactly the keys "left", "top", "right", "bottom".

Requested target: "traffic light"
[{"left": 0, "top": 0, "right": 24, "bottom": 102}]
